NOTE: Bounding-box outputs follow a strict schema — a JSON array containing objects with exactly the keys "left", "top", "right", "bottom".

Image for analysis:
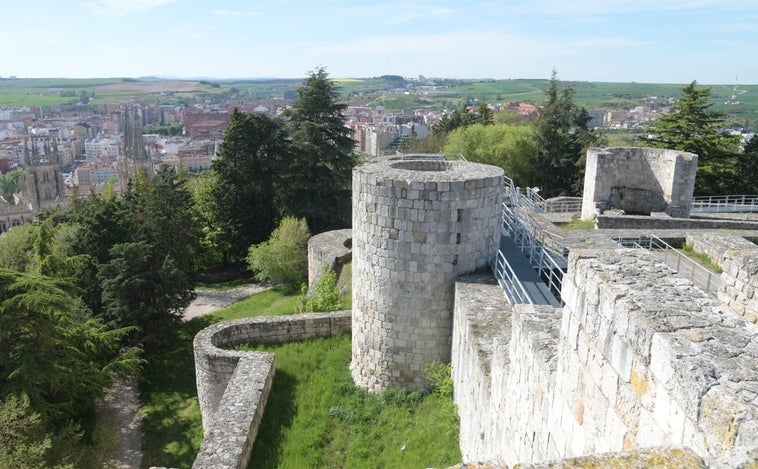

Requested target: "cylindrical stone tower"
[{"left": 351, "top": 158, "right": 503, "bottom": 392}]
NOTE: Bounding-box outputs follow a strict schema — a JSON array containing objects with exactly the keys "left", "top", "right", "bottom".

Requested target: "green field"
[{"left": 2, "top": 76, "right": 756, "bottom": 127}]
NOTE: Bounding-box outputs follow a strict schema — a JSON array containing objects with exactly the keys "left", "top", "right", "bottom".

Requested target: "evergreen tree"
[
  {"left": 0, "top": 269, "right": 142, "bottom": 425},
  {"left": 95, "top": 169, "right": 200, "bottom": 345},
  {"left": 212, "top": 109, "right": 289, "bottom": 261},
  {"left": 533, "top": 70, "right": 598, "bottom": 197},
  {"left": 67, "top": 169, "right": 200, "bottom": 344},
  {"left": 433, "top": 105, "right": 476, "bottom": 136},
  {"left": 477, "top": 103, "right": 494, "bottom": 125},
  {"left": 281, "top": 67, "right": 356, "bottom": 233},
  {"left": 641, "top": 81, "right": 740, "bottom": 194},
  {"left": 737, "top": 134, "right": 758, "bottom": 194}
]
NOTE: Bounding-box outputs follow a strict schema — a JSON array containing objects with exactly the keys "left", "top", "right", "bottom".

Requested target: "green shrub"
[
  {"left": 424, "top": 361, "right": 453, "bottom": 398},
  {"left": 299, "top": 266, "right": 343, "bottom": 312},
  {"left": 246, "top": 217, "right": 310, "bottom": 287}
]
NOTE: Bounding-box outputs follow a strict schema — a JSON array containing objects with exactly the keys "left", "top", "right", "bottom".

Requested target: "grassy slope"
[
  {"left": 248, "top": 335, "right": 460, "bottom": 469},
  {"left": 140, "top": 278, "right": 456, "bottom": 468},
  {"left": 139, "top": 287, "right": 301, "bottom": 468}
]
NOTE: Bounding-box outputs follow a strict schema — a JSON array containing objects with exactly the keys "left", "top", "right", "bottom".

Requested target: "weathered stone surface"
[
  {"left": 352, "top": 158, "right": 503, "bottom": 392},
  {"left": 453, "top": 247, "right": 758, "bottom": 468},
  {"left": 512, "top": 447, "right": 706, "bottom": 468},
  {"left": 307, "top": 228, "right": 352, "bottom": 292},
  {"left": 581, "top": 147, "right": 697, "bottom": 219}
]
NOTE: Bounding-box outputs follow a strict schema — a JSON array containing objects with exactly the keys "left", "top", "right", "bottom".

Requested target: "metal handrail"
[
  {"left": 492, "top": 250, "right": 535, "bottom": 305},
  {"left": 612, "top": 234, "right": 720, "bottom": 294},
  {"left": 501, "top": 202, "right": 567, "bottom": 304},
  {"left": 691, "top": 194, "right": 758, "bottom": 213}
]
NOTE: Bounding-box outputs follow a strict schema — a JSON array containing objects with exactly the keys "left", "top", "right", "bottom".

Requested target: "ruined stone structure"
[
  {"left": 191, "top": 153, "right": 757, "bottom": 468},
  {"left": 307, "top": 228, "right": 352, "bottom": 293},
  {"left": 453, "top": 243, "right": 757, "bottom": 468},
  {"left": 351, "top": 159, "right": 503, "bottom": 391},
  {"left": 581, "top": 147, "right": 697, "bottom": 219}
]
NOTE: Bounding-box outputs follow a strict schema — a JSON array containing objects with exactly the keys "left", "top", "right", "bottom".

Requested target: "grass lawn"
[
  {"left": 139, "top": 282, "right": 458, "bottom": 468},
  {"left": 556, "top": 218, "right": 595, "bottom": 230},
  {"left": 139, "top": 286, "right": 301, "bottom": 468}
]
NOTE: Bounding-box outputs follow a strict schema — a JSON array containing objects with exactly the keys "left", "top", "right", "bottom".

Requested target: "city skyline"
[{"left": 1, "top": 0, "right": 757, "bottom": 84}]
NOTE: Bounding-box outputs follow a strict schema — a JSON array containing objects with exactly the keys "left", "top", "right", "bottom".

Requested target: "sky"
[{"left": 1, "top": 0, "right": 757, "bottom": 84}]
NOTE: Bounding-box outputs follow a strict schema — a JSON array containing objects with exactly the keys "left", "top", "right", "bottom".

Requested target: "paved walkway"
[{"left": 97, "top": 283, "right": 268, "bottom": 468}]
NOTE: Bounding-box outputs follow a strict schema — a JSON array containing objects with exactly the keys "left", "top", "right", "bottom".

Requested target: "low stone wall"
[
  {"left": 193, "top": 312, "right": 352, "bottom": 469},
  {"left": 307, "top": 229, "right": 352, "bottom": 291},
  {"left": 687, "top": 233, "right": 758, "bottom": 325},
  {"left": 453, "top": 249, "right": 758, "bottom": 468},
  {"left": 595, "top": 214, "right": 758, "bottom": 230}
]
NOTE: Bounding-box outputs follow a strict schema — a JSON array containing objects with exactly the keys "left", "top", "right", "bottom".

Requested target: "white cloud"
[
  {"left": 82, "top": 0, "right": 175, "bottom": 16},
  {"left": 387, "top": 7, "right": 455, "bottom": 24},
  {"left": 212, "top": 9, "right": 260, "bottom": 17}
]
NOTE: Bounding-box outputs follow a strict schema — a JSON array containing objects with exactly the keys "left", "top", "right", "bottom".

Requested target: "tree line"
[
  {"left": 403, "top": 71, "right": 757, "bottom": 197},
  {"left": 0, "top": 67, "right": 355, "bottom": 467}
]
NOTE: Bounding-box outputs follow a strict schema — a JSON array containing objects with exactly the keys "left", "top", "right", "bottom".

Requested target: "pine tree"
[
  {"left": 281, "top": 68, "right": 356, "bottom": 233},
  {"left": 642, "top": 81, "right": 740, "bottom": 194},
  {"left": 212, "top": 109, "right": 288, "bottom": 260},
  {"left": 533, "top": 70, "right": 598, "bottom": 197}
]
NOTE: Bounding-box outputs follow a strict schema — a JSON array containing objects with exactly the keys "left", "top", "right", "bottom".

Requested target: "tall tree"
[
  {"left": 477, "top": 103, "right": 494, "bottom": 125},
  {"left": 0, "top": 269, "right": 142, "bottom": 425},
  {"left": 737, "top": 134, "right": 758, "bottom": 194},
  {"left": 66, "top": 169, "right": 201, "bottom": 344},
  {"left": 212, "top": 109, "right": 289, "bottom": 261},
  {"left": 443, "top": 122, "right": 538, "bottom": 185},
  {"left": 281, "top": 67, "right": 357, "bottom": 233},
  {"left": 641, "top": 81, "right": 740, "bottom": 194},
  {"left": 94, "top": 168, "right": 200, "bottom": 344},
  {"left": 433, "top": 105, "right": 477, "bottom": 136},
  {"left": 533, "top": 70, "right": 599, "bottom": 197}
]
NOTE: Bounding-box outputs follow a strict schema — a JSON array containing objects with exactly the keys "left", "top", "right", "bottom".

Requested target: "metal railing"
[
  {"left": 691, "top": 195, "right": 758, "bottom": 213},
  {"left": 613, "top": 234, "right": 720, "bottom": 294},
  {"left": 491, "top": 250, "right": 536, "bottom": 305},
  {"left": 503, "top": 204, "right": 566, "bottom": 299}
]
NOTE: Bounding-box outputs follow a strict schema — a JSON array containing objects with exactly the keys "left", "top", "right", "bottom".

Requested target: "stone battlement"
[{"left": 453, "top": 248, "right": 758, "bottom": 468}]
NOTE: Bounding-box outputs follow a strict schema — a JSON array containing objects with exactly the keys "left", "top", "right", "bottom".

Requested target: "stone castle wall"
[
  {"left": 193, "top": 312, "right": 351, "bottom": 468},
  {"left": 351, "top": 159, "right": 503, "bottom": 392},
  {"left": 581, "top": 147, "right": 697, "bottom": 219},
  {"left": 687, "top": 233, "right": 758, "bottom": 325},
  {"left": 452, "top": 249, "right": 758, "bottom": 468}
]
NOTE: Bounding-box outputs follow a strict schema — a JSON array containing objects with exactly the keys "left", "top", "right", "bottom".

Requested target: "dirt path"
[
  {"left": 97, "top": 283, "right": 269, "bottom": 468},
  {"left": 183, "top": 283, "right": 271, "bottom": 320}
]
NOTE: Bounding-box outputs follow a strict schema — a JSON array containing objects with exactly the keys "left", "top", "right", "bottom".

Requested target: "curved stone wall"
[
  {"left": 351, "top": 159, "right": 503, "bottom": 392},
  {"left": 307, "top": 228, "right": 352, "bottom": 291},
  {"left": 193, "top": 312, "right": 351, "bottom": 468}
]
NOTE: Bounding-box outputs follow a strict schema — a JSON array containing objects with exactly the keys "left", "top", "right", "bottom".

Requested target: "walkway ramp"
[{"left": 497, "top": 233, "right": 562, "bottom": 307}]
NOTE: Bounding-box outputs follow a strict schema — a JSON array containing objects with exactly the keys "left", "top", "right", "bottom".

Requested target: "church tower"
[
  {"left": 118, "top": 106, "right": 153, "bottom": 193},
  {"left": 24, "top": 135, "right": 66, "bottom": 211}
]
